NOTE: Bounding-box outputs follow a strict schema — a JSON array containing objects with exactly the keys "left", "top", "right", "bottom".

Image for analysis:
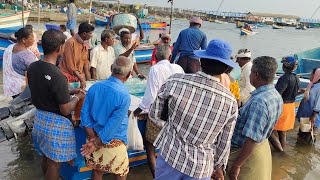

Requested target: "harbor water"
[{"left": 1, "top": 20, "right": 320, "bottom": 179}]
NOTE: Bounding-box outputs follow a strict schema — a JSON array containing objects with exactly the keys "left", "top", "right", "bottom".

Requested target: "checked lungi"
[{"left": 32, "top": 109, "right": 77, "bottom": 162}]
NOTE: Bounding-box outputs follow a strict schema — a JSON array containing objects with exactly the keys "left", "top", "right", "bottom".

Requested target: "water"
[{"left": 1, "top": 20, "right": 320, "bottom": 180}]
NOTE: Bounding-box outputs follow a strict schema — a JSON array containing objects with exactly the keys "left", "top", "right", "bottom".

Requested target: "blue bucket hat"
[{"left": 194, "top": 39, "right": 236, "bottom": 68}]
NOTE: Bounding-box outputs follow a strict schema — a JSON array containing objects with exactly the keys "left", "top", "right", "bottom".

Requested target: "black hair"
[
  {"left": 42, "top": 29, "right": 67, "bottom": 55},
  {"left": 60, "top": 24, "right": 67, "bottom": 31},
  {"left": 120, "top": 31, "right": 130, "bottom": 38},
  {"left": 200, "top": 58, "right": 229, "bottom": 76},
  {"left": 69, "top": 0, "right": 75, "bottom": 3},
  {"left": 78, "top": 22, "right": 95, "bottom": 35},
  {"left": 25, "top": 24, "right": 33, "bottom": 31},
  {"left": 14, "top": 28, "right": 33, "bottom": 41}
]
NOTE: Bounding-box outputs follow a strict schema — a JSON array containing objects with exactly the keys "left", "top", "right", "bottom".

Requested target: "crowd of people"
[{"left": 1, "top": 13, "right": 320, "bottom": 180}]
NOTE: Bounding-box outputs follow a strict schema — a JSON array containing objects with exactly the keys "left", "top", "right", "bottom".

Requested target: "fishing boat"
[
  {"left": 296, "top": 24, "right": 307, "bottom": 30},
  {"left": 240, "top": 28, "right": 257, "bottom": 36},
  {"left": 140, "top": 22, "right": 167, "bottom": 30},
  {"left": 94, "top": 13, "right": 110, "bottom": 26},
  {"left": 277, "top": 47, "right": 320, "bottom": 78},
  {"left": 0, "top": 11, "right": 31, "bottom": 33},
  {"left": 0, "top": 35, "right": 154, "bottom": 65},
  {"left": 272, "top": 24, "right": 284, "bottom": 29},
  {"left": 214, "top": 19, "right": 228, "bottom": 24},
  {"left": 235, "top": 21, "right": 244, "bottom": 28}
]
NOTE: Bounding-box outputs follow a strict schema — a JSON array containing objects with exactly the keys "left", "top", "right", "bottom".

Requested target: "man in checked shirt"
[{"left": 149, "top": 39, "right": 239, "bottom": 180}]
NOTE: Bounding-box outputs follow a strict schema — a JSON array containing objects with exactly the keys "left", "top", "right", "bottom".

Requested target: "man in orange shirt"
[
  {"left": 59, "top": 22, "right": 94, "bottom": 88},
  {"left": 150, "top": 33, "right": 173, "bottom": 66}
]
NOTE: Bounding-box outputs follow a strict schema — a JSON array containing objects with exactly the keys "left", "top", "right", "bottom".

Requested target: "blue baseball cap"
[{"left": 194, "top": 39, "right": 236, "bottom": 68}]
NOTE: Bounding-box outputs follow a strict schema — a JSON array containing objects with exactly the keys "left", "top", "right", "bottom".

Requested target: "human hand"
[
  {"left": 80, "top": 79, "right": 86, "bottom": 89},
  {"left": 310, "top": 116, "right": 316, "bottom": 127},
  {"left": 212, "top": 167, "right": 224, "bottom": 180},
  {"left": 131, "top": 42, "right": 139, "bottom": 49},
  {"left": 80, "top": 141, "right": 96, "bottom": 157},
  {"left": 70, "top": 88, "right": 81, "bottom": 95},
  {"left": 137, "top": 73, "right": 146, "bottom": 79},
  {"left": 136, "top": 16, "right": 141, "bottom": 25},
  {"left": 133, "top": 108, "right": 142, "bottom": 117},
  {"left": 228, "top": 165, "right": 240, "bottom": 180}
]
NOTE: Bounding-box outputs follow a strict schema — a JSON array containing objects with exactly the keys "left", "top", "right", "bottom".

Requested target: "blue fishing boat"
[
  {"left": 276, "top": 47, "right": 320, "bottom": 77},
  {"left": 0, "top": 36, "right": 153, "bottom": 66},
  {"left": 240, "top": 28, "right": 257, "bottom": 36},
  {"left": 59, "top": 79, "right": 159, "bottom": 179},
  {"left": 94, "top": 13, "right": 110, "bottom": 26},
  {"left": 0, "top": 11, "right": 30, "bottom": 33}
]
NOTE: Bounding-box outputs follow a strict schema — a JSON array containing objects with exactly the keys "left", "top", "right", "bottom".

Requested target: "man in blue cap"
[{"left": 149, "top": 39, "right": 238, "bottom": 180}]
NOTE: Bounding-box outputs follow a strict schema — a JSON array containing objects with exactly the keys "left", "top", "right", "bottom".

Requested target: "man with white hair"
[
  {"left": 150, "top": 33, "right": 173, "bottom": 66},
  {"left": 112, "top": 16, "right": 145, "bottom": 78},
  {"left": 172, "top": 17, "right": 207, "bottom": 73},
  {"left": 133, "top": 44, "right": 184, "bottom": 178},
  {"left": 235, "top": 49, "right": 255, "bottom": 106},
  {"left": 80, "top": 56, "right": 133, "bottom": 180}
]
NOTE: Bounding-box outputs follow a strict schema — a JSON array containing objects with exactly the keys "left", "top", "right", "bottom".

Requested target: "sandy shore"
[{"left": 0, "top": 9, "right": 95, "bottom": 24}]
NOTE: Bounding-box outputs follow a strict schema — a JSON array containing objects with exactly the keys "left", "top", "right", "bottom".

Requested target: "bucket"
[
  {"left": 112, "top": 13, "right": 137, "bottom": 35},
  {"left": 300, "top": 117, "right": 312, "bottom": 132}
]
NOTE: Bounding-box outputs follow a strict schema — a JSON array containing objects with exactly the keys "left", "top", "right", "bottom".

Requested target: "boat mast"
[
  {"left": 168, "top": 0, "right": 173, "bottom": 34},
  {"left": 38, "top": 0, "right": 40, "bottom": 31},
  {"left": 88, "top": 0, "right": 92, "bottom": 23},
  {"left": 310, "top": 5, "right": 320, "bottom": 19},
  {"left": 22, "top": 0, "right": 25, "bottom": 27},
  {"left": 215, "top": 0, "right": 224, "bottom": 20}
]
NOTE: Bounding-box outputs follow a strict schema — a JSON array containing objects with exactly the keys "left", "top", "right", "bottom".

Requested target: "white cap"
[
  {"left": 235, "top": 49, "right": 252, "bottom": 58},
  {"left": 119, "top": 28, "right": 130, "bottom": 34}
]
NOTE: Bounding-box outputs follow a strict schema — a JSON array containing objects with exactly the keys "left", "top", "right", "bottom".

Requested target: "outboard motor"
[{"left": 0, "top": 86, "right": 34, "bottom": 142}]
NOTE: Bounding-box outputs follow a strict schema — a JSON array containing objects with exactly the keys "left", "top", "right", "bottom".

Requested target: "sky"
[{"left": 122, "top": 0, "right": 320, "bottom": 19}]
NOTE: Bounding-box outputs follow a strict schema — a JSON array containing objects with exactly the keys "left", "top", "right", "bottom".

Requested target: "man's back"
[
  {"left": 81, "top": 76, "right": 131, "bottom": 144},
  {"left": 172, "top": 27, "right": 207, "bottom": 59},
  {"left": 150, "top": 72, "right": 238, "bottom": 178}
]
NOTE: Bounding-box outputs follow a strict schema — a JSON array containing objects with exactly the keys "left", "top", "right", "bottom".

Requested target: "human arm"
[
  {"left": 310, "top": 89, "right": 320, "bottom": 126},
  {"left": 119, "top": 42, "right": 138, "bottom": 57},
  {"left": 136, "top": 17, "right": 144, "bottom": 41},
  {"left": 106, "top": 15, "right": 113, "bottom": 29},
  {"left": 134, "top": 68, "right": 158, "bottom": 116},
  {"left": 214, "top": 101, "right": 238, "bottom": 172},
  {"left": 171, "top": 33, "right": 182, "bottom": 62},
  {"left": 240, "top": 66, "right": 254, "bottom": 101},
  {"left": 149, "top": 80, "right": 170, "bottom": 127},
  {"left": 228, "top": 138, "right": 258, "bottom": 180},
  {"left": 201, "top": 33, "right": 208, "bottom": 50},
  {"left": 132, "top": 62, "right": 145, "bottom": 78},
  {"left": 275, "top": 75, "right": 288, "bottom": 95}
]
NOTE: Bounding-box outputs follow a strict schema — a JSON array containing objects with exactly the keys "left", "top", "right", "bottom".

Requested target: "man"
[
  {"left": 27, "top": 29, "right": 85, "bottom": 180},
  {"left": 228, "top": 56, "right": 283, "bottom": 180},
  {"left": 150, "top": 39, "right": 238, "bottom": 180},
  {"left": 60, "top": 24, "right": 72, "bottom": 40},
  {"left": 66, "top": 0, "right": 77, "bottom": 36},
  {"left": 172, "top": 17, "right": 207, "bottom": 73},
  {"left": 113, "top": 27, "right": 145, "bottom": 78},
  {"left": 133, "top": 44, "right": 184, "bottom": 178},
  {"left": 80, "top": 56, "right": 133, "bottom": 180},
  {"left": 150, "top": 33, "right": 173, "bottom": 66},
  {"left": 235, "top": 49, "right": 255, "bottom": 105},
  {"left": 59, "top": 22, "right": 94, "bottom": 88},
  {"left": 90, "top": 29, "right": 116, "bottom": 80}
]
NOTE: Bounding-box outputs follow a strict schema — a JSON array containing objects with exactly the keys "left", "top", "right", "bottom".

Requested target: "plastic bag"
[{"left": 127, "top": 113, "right": 144, "bottom": 151}]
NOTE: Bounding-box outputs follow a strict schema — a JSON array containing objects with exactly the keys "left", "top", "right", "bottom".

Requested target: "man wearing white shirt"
[
  {"left": 236, "top": 49, "right": 255, "bottom": 106},
  {"left": 90, "top": 29, "right": 116, "bottom": 80},
  {"left": 133, "top": 44, "right": 184, "bottom": 178}
]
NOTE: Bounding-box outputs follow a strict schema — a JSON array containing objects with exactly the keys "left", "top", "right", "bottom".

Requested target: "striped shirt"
[
  {"left": 149, "top": 72, "right": 238, "bottom": 178},
  {"left": 231, "top": 84, "right": 283, "bottom": 148}
]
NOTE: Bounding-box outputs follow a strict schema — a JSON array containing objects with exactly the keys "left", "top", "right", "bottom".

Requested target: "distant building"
[{"left": 246, "top": 12, "right": 300, "bottom": 25}]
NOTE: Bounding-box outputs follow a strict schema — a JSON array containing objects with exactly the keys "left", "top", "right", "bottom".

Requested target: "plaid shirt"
[
  {"left": 149, "top": 72, "right": 238, "bottom": 178},
  {"left": 231, "top": 84, "right": 283, "bottom": 148}
]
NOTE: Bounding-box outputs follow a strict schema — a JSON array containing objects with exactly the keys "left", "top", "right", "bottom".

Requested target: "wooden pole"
[
  {"left": 22, "top": 0, "right": 25, "bottom": 27},
  {"left": 117, "top": 0, "right": 120, "bottom": 13},
  {"left": 88, "top": 0, "right": 92, "bottom": 23},
  {"left": 169, "top": 0, "right": 173, "bottom": 34},
  {"left": 38, "top": 0, "right": 40, "bottom": 31}
]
